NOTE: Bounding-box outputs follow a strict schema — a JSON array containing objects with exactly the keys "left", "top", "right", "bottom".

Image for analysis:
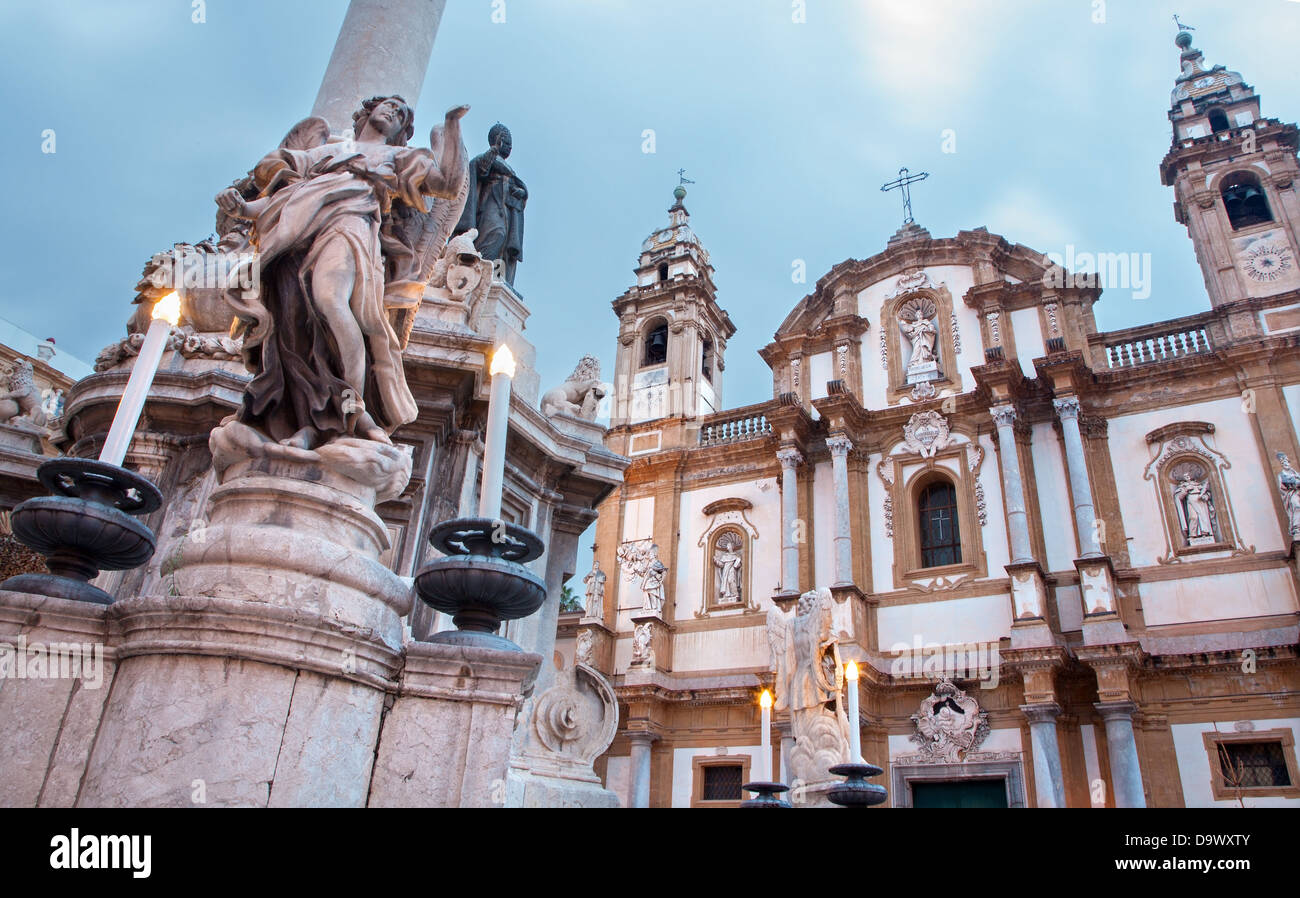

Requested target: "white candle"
[
  {"left": 99, "top": 292, "right": 180, "bottom": 467},
  {"left": 760, "top": 689, "right": 772, "bottom": 780},
  {"left": 845, "top": 660, "right": 862, "bottom": 762},
  {"left": 477, "top": 344, "right": 516, "bottom": 521}
]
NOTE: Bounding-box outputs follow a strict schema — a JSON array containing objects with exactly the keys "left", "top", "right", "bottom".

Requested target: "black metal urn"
[
  {"left": 414, "top": 517, "right": 547, "bottom": 652},
  {"left": 2, "top": 458, "right": 162, "bottom": 605}
]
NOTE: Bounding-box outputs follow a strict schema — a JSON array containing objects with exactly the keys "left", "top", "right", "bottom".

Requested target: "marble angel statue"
[
  {"left": 215, "top": 95, "right": 469, "bottom": 449},
  {"left": 766, "top": 587, "right": 851, "bottom": 785}
]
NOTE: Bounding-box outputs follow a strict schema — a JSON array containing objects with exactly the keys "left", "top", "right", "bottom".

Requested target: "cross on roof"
[
  {"left": 880, "top": 167, "right": 930, "bottom": 226},
  {"left": 677, "top": 168, "right": 695, "bottom": 186}
]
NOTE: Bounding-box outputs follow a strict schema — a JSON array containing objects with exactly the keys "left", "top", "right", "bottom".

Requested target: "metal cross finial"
[
  {"left": 677, "top": 168, "right": 695, "bottom": 186},
  {"left": 880, "top": 167, "right": 930, "bottom": 226},
  {"left": 1173, "top": 14, "right": 1195, "bottom": 32}
]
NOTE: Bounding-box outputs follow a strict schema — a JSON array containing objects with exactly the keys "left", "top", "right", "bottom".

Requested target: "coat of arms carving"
[
  {"left": 903, "top": 410, "right": 952, "bottom": 458},
  {"left": 909, "top": 677, "right": 990, "bottom": 763}
]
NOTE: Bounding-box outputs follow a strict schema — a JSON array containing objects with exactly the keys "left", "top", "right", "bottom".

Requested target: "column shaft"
[
  {"left": 828, "top": 437, "right": 854, "bottom": 586},
  {"left": 1098, "top": 702, "right": 1147, "bottom": 808},
  {"left": 1054, "top": 398, "right": 1101, "bottom": 557},
  {"left": 629, "top": 734, "right": 654, "bottom": 808},
  {"left": 1022, "top": 704, "right": 1066, "bottom": 808},
  {"left": 777, "top": 449, "right": 804, "bottom": 592},
  {"left": 312, "top": 0, "right": 448, "bottom": 134},
  {"left": 991, "top": 405, "right": 1033, "bottom": 564}
]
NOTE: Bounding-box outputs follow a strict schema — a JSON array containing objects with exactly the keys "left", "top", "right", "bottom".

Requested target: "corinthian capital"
[
  {"left": 989, "top": 403, "right": 1018, "bottom": 428},
  {"left": 1052, "top": 396, "right": 1082, "bottom": 420},
  {"left": 776, "top": 447, "right": 804, "bottom": 470},
  {"left": 826, "top": 435, "right": 854, "bottom": 458}
]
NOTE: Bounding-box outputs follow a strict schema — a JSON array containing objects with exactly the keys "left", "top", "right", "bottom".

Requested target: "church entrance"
[{"left": 910, "top": 778, "right": 1009, "bottom": 808}]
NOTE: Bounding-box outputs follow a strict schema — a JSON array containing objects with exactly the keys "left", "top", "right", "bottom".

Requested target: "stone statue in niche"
[
  {"left": 1171, "top": 464, "right": 1217, "bottom": 545},
  {"left": 766, "top": 587, "right": 851, "bottom": 786},
  {"left": 455, "top": 123, "right": 527, "bottom": 286},
  {"left": 909, "top": 677, "right": 990, "bottom": 763},
  {"left": 0, "top": 360, "right": 46, "bottom": 427},
  {"left": 713, "top": 530, "right": 743, "bottom": 604},
  {"left": 214, "top": 95, "right": 469, "bottom": 450},
  {"left": 541, "top": 356, "right": 606, "bottom": 420},
  {"left": 582, "top": 559, "right": 606, "bottom": 619},
  {"left": 898, "top": 296, "right": 941, "bottom": 384},
  {"left": 1277, "top": 452, "right": 1300, "bottom": 540}
]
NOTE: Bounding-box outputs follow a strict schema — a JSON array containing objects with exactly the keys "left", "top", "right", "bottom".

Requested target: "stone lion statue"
[
  {"left": 0, "top": 360, "right": 47, "bottom": 427},
  {"left": 540, "top": 355, "right": 605, "bottom": 421}
]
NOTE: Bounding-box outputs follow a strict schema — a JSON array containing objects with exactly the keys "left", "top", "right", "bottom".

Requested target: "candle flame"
[
  {"left": 845, "top": 660, "right": 859, "bottom": 681},
  {"left": 152, "top": 291, "right": 181, "bottom": 326},
  {"left": 760, "top": 689, "right": 772, "bottom": 709},
  {"left": 490, "top": 344, "right": 516, "bottom": 377}
]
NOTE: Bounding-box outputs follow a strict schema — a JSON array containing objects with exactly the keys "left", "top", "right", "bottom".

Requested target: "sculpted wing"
[
  {"left": 279, "top": 116, "right": 331, "bottom": 151},
  {"left": 387, "top": 123, "right": 471, "bottom": 347}
]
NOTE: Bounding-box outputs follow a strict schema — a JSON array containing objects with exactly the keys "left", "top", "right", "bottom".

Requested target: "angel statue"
[
  {"left": 766, "top": 587, "right": 851, "bottom": 789},
  {"left": 215, "top": 95, "right": 469, "bottom": 449}
]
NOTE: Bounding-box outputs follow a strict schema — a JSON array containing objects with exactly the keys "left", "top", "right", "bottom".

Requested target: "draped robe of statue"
[
  {"left": 455, "top": 151, "right": 525, "bottom": 283},
  {"left": 227, "top": 119, "right": 463, "bottom": 444}
]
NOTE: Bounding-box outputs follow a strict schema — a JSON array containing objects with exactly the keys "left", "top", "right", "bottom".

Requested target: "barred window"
[
  {"left": 1219, "top": 741, "right": 1291, "bottom": 788},
  {"left": 918, "top": 481, "right": 961, "bottom": 568},
  {"left": 701, "top": 764, "right": 743, "bottom": 801}
]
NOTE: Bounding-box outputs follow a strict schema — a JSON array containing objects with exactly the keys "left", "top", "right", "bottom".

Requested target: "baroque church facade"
[{"left": 568, "top": 31, "right": 1300, "bottom": 807}]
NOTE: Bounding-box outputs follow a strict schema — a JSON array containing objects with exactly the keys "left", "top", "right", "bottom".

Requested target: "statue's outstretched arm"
[{"left": 422, "top": 104, "right": 470, "bottom": 198}]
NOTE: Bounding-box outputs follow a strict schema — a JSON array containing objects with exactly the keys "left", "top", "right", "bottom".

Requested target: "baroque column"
[
  {"left": 1096, "top": 701, "right": 1147, "bottom": 808},
  {"left": 1052, "top": 396, "right": 1101, "bottom": 557},
  {"left": 1021, "top": 703, "right": 1067, "bottom": 808},
  {"left": 312, "top": 0, "right": 448, "bottom": 134},
  {"left": 990, "top": 404, "right": 1033, "bottom": 563},
  {"left": 628, "top": 732, "right": 657, "bottom": 808},
  {"left": 776, "top": 447, "right": 804, "bottom": 594},
  {"left": 827, "top": 435, "right": 854, "bottom": 587}
]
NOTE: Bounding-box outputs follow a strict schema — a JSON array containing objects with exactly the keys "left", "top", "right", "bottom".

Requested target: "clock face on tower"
[{"left": 1242, "top": 243, "right": 1294, "bottom": 282}]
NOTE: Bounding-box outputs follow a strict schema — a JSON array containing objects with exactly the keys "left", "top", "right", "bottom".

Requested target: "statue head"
[
  {"left": 567, "top": 355, "right": 602, "bottom": 384},
  {"left": 488, "top": 122, "right": 512, "bottom": 158},
  {"left": 353, "top": 95, "right": 415, "bottom": 146}
]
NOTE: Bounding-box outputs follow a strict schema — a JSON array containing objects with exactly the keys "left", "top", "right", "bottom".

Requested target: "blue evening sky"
[{"left": 2, "top": 1, "right": 1297, "bottom": 406}]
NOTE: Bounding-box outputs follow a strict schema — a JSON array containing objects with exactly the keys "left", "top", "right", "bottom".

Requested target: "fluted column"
[
  {"left": 777, "top": 448, "right": 804, "bottom": 593},
  {"left": 1053, "top": 396, "right": 1102, "bottom": 558},
  {"left": 628, "top": 732, "right": 657, "bottom": 808},
  {"left": 1021, "top": 703, "right": 1067, "bottom": 808},
  {"left": 1096, "top": 701, "right": 1146, "bottom": 808},
  {"left": 990, "top": 404, "right": 1033, "bottom": 564},
  {"left": 827, "top": 436, "right": 854, "bottom": 587}
]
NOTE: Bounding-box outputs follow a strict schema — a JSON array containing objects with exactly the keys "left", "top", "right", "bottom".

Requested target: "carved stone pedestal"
[
  {"left": 575, "top": 618, "right": 616, "bottom": 671},
  {"left": 1077, "top": 556, "right": 1128, "bottom": 644},
  {"left": 168, "top": 422, "right": 413, "bottom": 650},
  {"left": 1006, "top": 560, "right": 1048, "bottom": 623},
  {"left": 629, "top": 612, "right": 671, "bottom": 673}
]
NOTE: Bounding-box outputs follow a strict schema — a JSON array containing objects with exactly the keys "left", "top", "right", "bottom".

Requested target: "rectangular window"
[
  {"left": 702, "top": 764, "right": 743, "bottom": 801},
  {"left": 1219, "top": 741, "right": 1291, "bottom": 788},
  {"left": 1202, "top": 729, "right": 1300, "bottom": 800}
]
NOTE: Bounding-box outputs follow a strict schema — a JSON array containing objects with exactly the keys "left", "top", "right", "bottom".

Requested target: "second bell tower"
[{"left": 609, "top": 185, "right": 734, "bottom": 427}]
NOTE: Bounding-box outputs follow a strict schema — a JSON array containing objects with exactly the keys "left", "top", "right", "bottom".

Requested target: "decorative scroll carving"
[{"left": 876, "top": 458, "right": 896, "bottom": 538}]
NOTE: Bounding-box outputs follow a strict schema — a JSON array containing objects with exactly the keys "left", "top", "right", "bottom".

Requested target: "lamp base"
[
  {"left": 740, "top": 781, "right": 793, "bottom": 808},
  {"left": 827, "top": 762, "right": 888, "bottom": 807}
]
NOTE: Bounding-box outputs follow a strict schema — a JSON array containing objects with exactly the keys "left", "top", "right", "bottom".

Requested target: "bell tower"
[
  {"left": 610, "top": 185, "right": 734, "bottom": 426},
  {"left": 1160, "top": 26, "right": 1300, "bottom": 306}
]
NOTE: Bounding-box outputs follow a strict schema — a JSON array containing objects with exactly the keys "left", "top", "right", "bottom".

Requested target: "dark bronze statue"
[{"left": 455, "top": 123, "right": 527, "bottom": 286}]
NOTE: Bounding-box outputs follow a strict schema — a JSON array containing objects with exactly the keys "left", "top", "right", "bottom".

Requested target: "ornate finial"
[
  {"left": 674, "top": 168, "right": 694, "bottom": 202},
  {"left": 1173, "top": 14, "right": 1195, "bottom": 49}
]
